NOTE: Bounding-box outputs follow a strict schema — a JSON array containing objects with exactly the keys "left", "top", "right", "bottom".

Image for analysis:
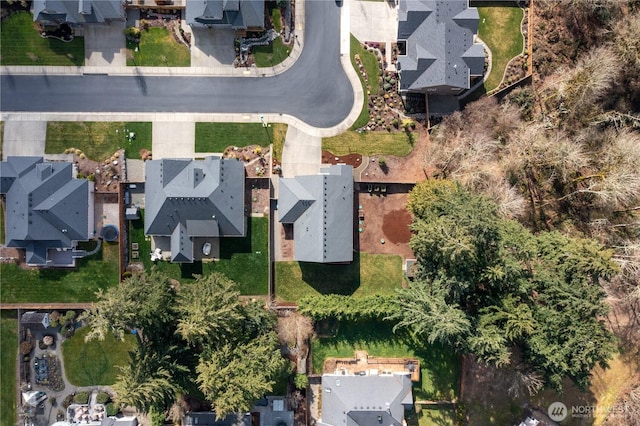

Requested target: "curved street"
[{"left": 0, "top": 1, "right": 355, "bottom": 129}]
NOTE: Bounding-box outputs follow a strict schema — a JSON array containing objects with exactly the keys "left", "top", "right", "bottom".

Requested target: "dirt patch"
[
  {"left": 360, "top": 128, "right": 429, "bottom": 183},
  {"left": 74, "top": 149, "right": 124, "bottom": 193},
  {"left": 223, "top": 145, "right": 270, "bottom": 178},
  {"left": 382, "top": 209, "right": 412, "bottom": 244},
  {"left": 246, "top": 178, "right": 270, "bottom": 216},
  {"left": 357, "top": 191, "right": 414, "bottom": 260},
  {"left": 321, "top": 150, "right": 363, "bottom": 168}
]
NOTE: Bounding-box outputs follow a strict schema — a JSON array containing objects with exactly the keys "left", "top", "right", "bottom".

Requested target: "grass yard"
[
  {"left": 0, "top": 311, "right": 18, "bottom": 426},
  {"left": 0, "top": 12, "right": 84, "bottom": 66},
  {"left": 253, "top": 37, "right": 290, "bottom": 67},
  {"left": 195, "top": 123, "right": 279, "bottom": 152},
  {"left": 271, "top": 123, "right": 287, "bottom": 161},
  {"left": 350, "top": 34, "right": 381, "bottom": 129},
  {"left": 269, "top": 4, "right": 283, "bottom": 33},
  {"left": 0, "top": 121, "right": 4, "bottom": 158},
  {"left": 323, "top": 131, "right": 414, "bottom": 156},
  {"left": 407, "top": 405, "right": 457, "bottom": 426},
  {"left": 312, "top": 320, "right": 460, "bottom": 401},
  {"left": 46, "top": 122, "right": 152, "bottom": 161},
  {"left": 0, "top": 200, "right": 5, "bottom": 245},
  {"left": 477, "top": 3, "right": 524, "bottom": 92},
  {"left": 127, "top": 27, "right": 190, "bottom": 67},
  {"left": 129, "top": 213, "right": 269, "bottom": 295},
  {"left": 62, "top": 326, "right": 136, "bottom": 386},
  {"left": 0, "top": 243, "right": 120, "bottom": 303},
  {"left": 276, "top": 253, "right": 402, "bottom": 302}
]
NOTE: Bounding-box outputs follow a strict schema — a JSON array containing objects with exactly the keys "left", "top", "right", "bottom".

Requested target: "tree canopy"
[
  {"left": 83, "top": 272, "right": 285, "bottom": 418},
  {"left": 392, "top": 181, "right": 618, "bottom": 391}
]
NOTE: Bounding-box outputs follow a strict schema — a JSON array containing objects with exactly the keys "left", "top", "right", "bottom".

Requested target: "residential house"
[
  {"left": 20, "top": 312, "right": 51, "bottom": 332},
  {"left": 318, "top": 372, "right": 414, "bottom": 426},
  {"left": 144, "top": 156, "right": 245, "bottom": 263},
  {"left": 0, "top": 156, "right": 93, "bottom": 267},
  {"left": 397, "top": 0, "right": 484, "bottom": 112},
  {"left": 278, "top": 165, "right": 353, "bottom": 264},
  {"left": 186, "top": 0, "right": 265, "bottom": 33},
  {"left": 33, "top": 0, "right": 125, "bottom": 27}
]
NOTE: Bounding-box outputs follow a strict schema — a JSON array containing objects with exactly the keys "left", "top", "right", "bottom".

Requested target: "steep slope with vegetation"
[{"left": 421, "top": 1, "right": 640, "bottom": 423}]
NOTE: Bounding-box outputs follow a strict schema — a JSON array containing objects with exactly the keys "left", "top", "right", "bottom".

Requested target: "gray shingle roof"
[
  {"left": 278, "top": 165, "right": 353, "bottom": 264},
  {"left": 397, "top": 0, "right": 484, "bottom": 94},
  {"left": 144, "top": 156, "right": 245, "bottom": 263},
  {"left": 186, "top": 0, "right": 264, "bottom": 29},
  {"left": 1, "top": 157, "right": 91, "bottom": 266},
  {"left": 20, "top": 312, "right": 51, "bottom": 330},
  {"left": 319, "top": 373, "right": 413, "bottom": 426},
  {"left": 33, "top": 0, "right": 124, "bottom": 25}
]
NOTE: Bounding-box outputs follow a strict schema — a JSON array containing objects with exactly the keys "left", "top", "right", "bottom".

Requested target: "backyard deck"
[{"left": 323, "top": 350, "right": 420, "bottom": 382}]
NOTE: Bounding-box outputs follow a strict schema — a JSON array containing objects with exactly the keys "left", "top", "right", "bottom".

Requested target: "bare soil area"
[
  {"left": 360, "top": 128, "right": 429, "bottom": 183},
  {"left": 321, "top": 151, "right": 363, "bottom": 168},
  {"left": 356, "top": 190, "right": 413, "bottom": 260}
]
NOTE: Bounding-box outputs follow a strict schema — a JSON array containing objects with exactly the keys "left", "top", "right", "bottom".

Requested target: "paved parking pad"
[
  {"left": 281, "top": 125, "right": 321, "bottom": 178},
  {"left": 191, "top": 27, "right": 236, "bottom": 68},
  {"left": 152, "top": 121, "right": 195, "bottom": 159},
  {"left": 2, "top": 121, "right": 47, "bottom": 160},
  {"left": 84, "top": 22, "right": 127, "bottom": 67}
]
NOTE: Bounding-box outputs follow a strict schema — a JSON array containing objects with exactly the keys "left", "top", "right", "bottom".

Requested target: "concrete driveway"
[
  {"left": 351, "top": 0, "right": 398, "bottom": 68},
  {"left": 281, "top": 125, "right": 321, "bottom": 178},
  {"left": 152, "top": 121, "right": 195, "bottom": 159},
  {"left": 84, "top": 21, "right": 127, "bottom": 67},
  {"left": 2, "top": 121, "right": 46, "bottom": 160},
  {"left": 191, "top": 27, "right": 236, "bottom": 67}
]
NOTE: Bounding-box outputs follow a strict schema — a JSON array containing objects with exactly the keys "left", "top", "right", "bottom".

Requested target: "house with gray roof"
[
  {"left": 33, "top": 0, "right": 125, "bottom": 27},
  {"left": 20, "top": 312, "right": 51, "bottom": 331},
  {"left": 318, "top": 372, "right": 414, "bottom": 426},
  {"left": 186, "top": 0, "right": 265, "bottom": 32},
  {"left": 397, "top": 0, "right": 484, "bottom": 97},
  {"left": 278, "top": 165, "right": 353, "bottom": 264},
  {"left": 0, "top": 156, "right": 93, "bottom": 267},
  {"left": 144, "top": 156, "right": 245, "bottom": 263}
]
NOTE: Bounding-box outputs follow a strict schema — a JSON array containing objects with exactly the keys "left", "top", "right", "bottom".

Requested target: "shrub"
[
  {"left": 106, "top": 403, "right": 119, "bottom": 417},
  {"left": 392, "top": 118, "right": 399, "bottom": 128},
  {"left": 122, "top": 271, "right": 133, "bottom": 279},
  {"left": 19, "top": 341, "right": 33, "bottom": 355},
  {"left": 378, "top": 157, "right": 387, "bottom": 167},
  {"left": 73, "top": 392, "right": 89, "bottom": 404},
  {"left": 383, "top": 83, "right": 392, "bottom": 91},
  {"left": 96, "top": 392, "right": 110, "bottom": 404},
  {"left": 294, "top": 373, "right": 309, "bottom": 390},
  {"left": 63, "top": 310, "right": 77, "bottom": 322},
  {"left": 124, "top": 26, "right": 140, "bottom": 41},
  {"left": 62, "top": 394, "right": 74, "bottom": 409},
  {"left": 49, "top": 310, "right": 61, "bottom": 327},
  {"left": 50, "top": 397, "right": 57, "bottom": 406}
]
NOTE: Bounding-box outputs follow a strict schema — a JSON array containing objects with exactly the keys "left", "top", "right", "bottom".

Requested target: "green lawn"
[
  {"left": 46, "top": 122, "right": 152, "bottom": 161},
  {"left": 312, "top": 320, "right": 460, "bottom": 401},
  {"left": 0, "top": 11, "right": 84, "bottom": 66},
  {"left": 129, "top": 214, "right": 269, "bottom": 295},
  {"left": 0, "top": 200, "right": 5, "bottom": 245},
  {"left": 269, "top": 4, "right": 283, "bottom": 33},
  {"left": 409, "top": 405, "right": 457, "bottom": 426},
  {"left": 253, "top": 37, "right": 290, "bottom": 67},
  {"left": 477, "top": 3, "right": 524, "bottom": 91},
  {"left": 271, "top": 123, "right": 288, "bottom": 162},
  {"left": 323, "top": 131, "right": 414, "bottom": 156},
  {"left": 350, "top": 34, "right": 381, "bottom": 129},
  {"left": 127, "top": 27, "right": 190, "bottom": 67},
  {"left": 1, "top": 311, "right": 18, "bottom": 426},
  {"left": 0, "top": 243, "right": 120, "bottom": 303},
  {"left": 276, "top": 253, "right": 402, "bottom": 302},
  {"left": 195, "top": 123, "right": 275, "bottom": 152},
  {"left": 0, "top": 121, "right": 5, "bottom": 158},
  {"left": 62, "top": 326, "right": 136, "bottom": 386}
]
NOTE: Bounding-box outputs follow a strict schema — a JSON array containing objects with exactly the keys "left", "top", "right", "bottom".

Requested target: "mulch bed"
[{"left": 321, "top": 150, "right": 362, "bottom": 168}]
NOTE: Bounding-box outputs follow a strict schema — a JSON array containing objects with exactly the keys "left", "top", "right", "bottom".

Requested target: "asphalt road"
[{"left": 0, "top": 1, "right": 354, "bottom": 129}]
